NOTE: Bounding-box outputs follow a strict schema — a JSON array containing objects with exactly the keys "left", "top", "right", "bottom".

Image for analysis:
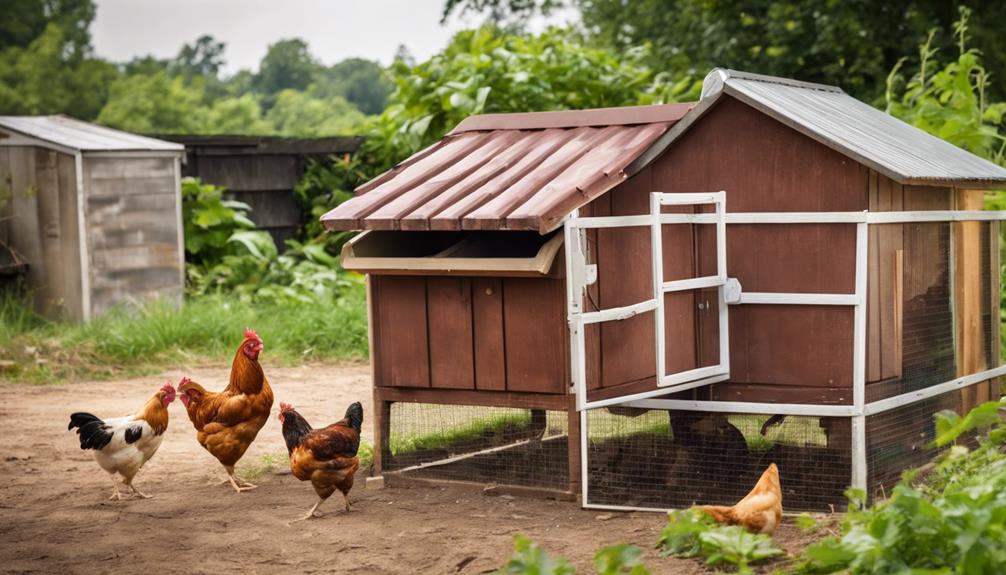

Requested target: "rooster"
[
  {"left": 279, "top": 401, "right": 362, "bottom": 521},
  {"left": 68, "top": 382, "right": 175, "bottom": 500},
  {"left": 695, "top": 463, "right": 783, "bottom": 535},
  {"left": 178, "top": 328, "right": 274, "bottom": 492}
]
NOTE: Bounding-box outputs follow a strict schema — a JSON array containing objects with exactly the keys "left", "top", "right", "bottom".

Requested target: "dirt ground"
[{"left": 0, "top": 363, "right": 819, "bottom": 574}]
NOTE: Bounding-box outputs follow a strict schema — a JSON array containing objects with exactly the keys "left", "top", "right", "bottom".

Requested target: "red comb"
[
  {"left": 161, "top": 381, "right": 175, "bottom": 392},
  {"left": 244, "top": 327, "right": 260, "bottom": 342},
  {"left": 178, "top": 376, "right": 192, "bottom": 387},
  {"left": 280, "top": 402, "right": 294, "bottom": 413}
]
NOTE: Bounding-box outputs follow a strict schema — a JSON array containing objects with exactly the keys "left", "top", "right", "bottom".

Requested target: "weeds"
[
  {"left": 0, "top": 288, "right": 368, "bottom": 384},
  {"left": 390, "top": 412, "right": 533, "bottom": 456}
]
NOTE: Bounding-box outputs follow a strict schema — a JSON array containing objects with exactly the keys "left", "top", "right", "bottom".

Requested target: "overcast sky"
[{"left": 91, "top": 0, "right": 578, "bottom": 75}]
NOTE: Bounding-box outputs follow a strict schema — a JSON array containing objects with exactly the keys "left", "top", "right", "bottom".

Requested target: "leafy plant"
[
  {"left": 593, "top": 544, "right": 650, "bottom": 575},
  {"left": 656, "top": 508, "right": 717, "bottom": 558},
  {"left": 496, "top": 535, "right": 576, "bottom": 575},
  {"left": 180, "top": 177, "right": 259, "bottom": 267},
  {"left": 698, "top": 526, "right": 784, "bottom": 574}
]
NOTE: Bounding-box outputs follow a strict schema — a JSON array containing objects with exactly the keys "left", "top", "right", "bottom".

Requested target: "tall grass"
[{"left": 0, "top": 286, "right": 368, "bottom": 384}]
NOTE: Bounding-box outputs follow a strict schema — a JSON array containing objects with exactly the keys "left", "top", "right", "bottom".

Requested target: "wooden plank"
[
  {"left": 567, "top": 395, "right": 580, "bottom": 496},
  {"left": 866, "top": 169, "right": 881, "bottom": 381},
  {"left": 991, "top": 221, "right": 1002, "bottom": 399},
  {"left": 426, "top": 277, "right": 476, "bottom": 389},
  {"left": 710, "top": 382, "right": 853, "bottom": 405},
  {"left": 56, "top": 152, "right": 83, "bottom": 320},
  {"left": 878, "top": 176, "right": 903, "bottom": 380},
  {"left": 373, "top": 389, "right": 391, "bottom": 477},
  {"left": 729, "top": 305, "right": 854, "bottom": 388},
  {"left": 378, "top": 386, "right": 569, "bottom": 409},
  {"left": 472, "top": 277, "right": 506, "bottom": 391},
  {"left": 34, "top": 148, "right": 64, "bottom": 317},
  {"left": 372, "top": 276, "right": 431, "bottom": 387},
  {"left": 955, "top": 189, "right": 989, "bottom": 413},
  {"left": 8, "top": 148, "right": 43, "bottom": 308},
  {"left": 84, "top": 156, "right": 175, "bottom": 180},
  {"left": 596, "top": 172, "right": 660, "bottom": 387},
  {"left": 503, "top": 277, "right": 567, "bottom": 393}
]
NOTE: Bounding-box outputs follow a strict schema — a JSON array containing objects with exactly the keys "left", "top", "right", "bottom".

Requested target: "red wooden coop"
[{"left": 322, "top": 69, "right": 1006, "bottom": 511}]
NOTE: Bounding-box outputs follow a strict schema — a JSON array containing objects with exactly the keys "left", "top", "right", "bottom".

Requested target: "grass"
[
  {"left": 390, "top": 412, "right": 533, "bottom": 455},
  {"left": 237, "top": 441, "right": 375, "bottom": 481},
  {"left": 0, "top": 287, "right": 368, "bottom": 384}
]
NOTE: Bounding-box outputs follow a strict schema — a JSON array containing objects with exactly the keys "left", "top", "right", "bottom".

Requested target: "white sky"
[{"left": 91, "top": 0, "right": 579, "bottom": 75}]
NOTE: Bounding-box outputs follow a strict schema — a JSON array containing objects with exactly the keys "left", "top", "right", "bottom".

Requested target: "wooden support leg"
[
  {"left": 373, "top": 387, "right": 392, "bottom": 476},
  {"left": 567, "top": 397, "right": 581, "bottom": 500}
]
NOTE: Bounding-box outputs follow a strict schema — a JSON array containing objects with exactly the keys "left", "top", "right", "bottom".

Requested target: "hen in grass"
[
  {"left": 694, "top": 463, "right": 783, "bottom": 535},
  {"left": 68, "top": 382, "right": 175, "bottom": 500},
  {"left": 178, "top": 328, "right": 274, "bottom": 492},
  {"left": 280, "top": 401, "right": 362, "bottom": 521}
]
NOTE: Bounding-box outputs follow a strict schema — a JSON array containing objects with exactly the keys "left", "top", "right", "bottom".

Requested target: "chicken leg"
[
  {"left": 125, "top": 477, "right": 151, "bottom": 499},
  {"left": 108, "top": 475, "right": 124, "bottom": 501},
  {"left": 290, "top": 497, "right": 326, "bottom": 522},
  {"left": 223, "top": 465, "right": 257, "bottom": 492}
]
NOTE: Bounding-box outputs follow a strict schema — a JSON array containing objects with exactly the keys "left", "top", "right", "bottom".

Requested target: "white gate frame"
[{"left": 565, "top": 204, "right": 1006, "bottom": 512}]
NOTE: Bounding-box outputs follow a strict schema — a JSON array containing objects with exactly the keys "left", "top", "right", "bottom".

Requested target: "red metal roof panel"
[{"left": 320, "top": 104, "right": 687, "bottom": 234}]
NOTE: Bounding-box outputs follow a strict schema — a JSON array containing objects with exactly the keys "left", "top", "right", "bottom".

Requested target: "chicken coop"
[
  {"left": 0, "top": 116, "right": 185, "bottom": 320},
  {"left": 322, "top": 69, "right": 1006, "bottom": 512}
]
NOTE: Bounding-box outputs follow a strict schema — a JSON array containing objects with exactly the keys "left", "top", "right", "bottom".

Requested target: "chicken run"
[{"left": 68, "top": 68, "right": 1006, "bottom": 523}]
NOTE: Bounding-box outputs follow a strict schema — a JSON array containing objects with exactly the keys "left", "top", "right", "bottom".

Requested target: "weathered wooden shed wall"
[
  {"left": 0, "top": 146, "right": 84, "bottom": 319},
  {"left": 83, "top": 155, "right": 183, "bottom": 317},
  {"left": 162, "top": 136, "right": 363, "bottom": 248}
]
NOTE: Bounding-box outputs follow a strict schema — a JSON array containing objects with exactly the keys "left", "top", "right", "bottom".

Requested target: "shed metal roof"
[
  {"left": 321, "top": 104, "right": 690, "bottom": 233},
  {"left": 633, "top": 69, "right": 1006, "bottom": 188},
  {"left": 0, "top": 115, "right": 184, "bottom": 153}
]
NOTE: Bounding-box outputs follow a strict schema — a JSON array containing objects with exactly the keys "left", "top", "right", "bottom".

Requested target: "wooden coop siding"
[
  {"left": 0, "top": 146, "right": 83, "bottom": 319},
  {"left": 187, "top": 154, "right": 301, "bottom": 247},
  {"left": 83, "top": 156, "right": 182, "bottom": 316},
  {"left": 583, "top": 95, "right": 868, "bottom": 403},
  {"left": 370, "top": 275, "right": 567, "bottom": 394}
]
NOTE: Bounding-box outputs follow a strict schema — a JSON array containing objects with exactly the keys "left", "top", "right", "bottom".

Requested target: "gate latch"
[{"left": 724, "top": 277, "right": 742, "bottom": 304}]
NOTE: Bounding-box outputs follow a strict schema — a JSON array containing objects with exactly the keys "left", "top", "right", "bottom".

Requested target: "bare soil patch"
[{"left": 0, "top": 363, "right": 819, "bottom": 573}]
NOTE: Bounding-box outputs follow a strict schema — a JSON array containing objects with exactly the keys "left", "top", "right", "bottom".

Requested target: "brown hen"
[
  {"left": 279, "top": 401, "right": 362, "bottom": 521},
  {"left": 178, "top": 328, "right": 274, "bottom": 492},
  {"left": 695, "top": 463, "right": 783, "bottom": 535}
]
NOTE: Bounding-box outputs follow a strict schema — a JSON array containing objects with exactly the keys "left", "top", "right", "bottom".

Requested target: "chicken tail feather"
[
  {"left": 694, "top": 505, "right": 735, "bottom": 525},
  {"left": 68, "top": 412, "right": 114, "bottom": 451},
  {"left": 343, "top": 402, "right": 363, "bottom": 433}
]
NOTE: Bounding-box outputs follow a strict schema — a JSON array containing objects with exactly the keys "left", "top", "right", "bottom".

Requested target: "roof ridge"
[{"left": 702, "top": 68, "right": 844, "bottom": 98}]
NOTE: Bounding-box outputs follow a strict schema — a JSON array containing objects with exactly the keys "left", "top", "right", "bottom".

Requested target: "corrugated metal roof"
[
  {"left": 0, "top": 115, "right": 184, "bottom": 153},
  {"left": 635, "top": 69, "right": 1006, "bottom": 187},
  {"left": 322, "top": 104, "right": 690, "bottom": 233}
]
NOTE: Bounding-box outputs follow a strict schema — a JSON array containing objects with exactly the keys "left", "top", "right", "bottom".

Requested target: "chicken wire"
[
  {"left": 863, "top": 384, "right": 996, "bottom": 501},
  {"left": 867, "top": 221, "right": 998, "bottom": 401},
  {"left": 383, "top": 402, "right": 570, "bottom": 491},
  {"left": 584, "top": 408, "right": 850, "bottom": 511}
]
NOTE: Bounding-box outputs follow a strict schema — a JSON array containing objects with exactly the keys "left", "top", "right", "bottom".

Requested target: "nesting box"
[
  {"left": 323, "top": 69, "right": 1006, "bottom": 510},
  {"left": 0, "top": 116, "right": 185, "bottom": 320}
]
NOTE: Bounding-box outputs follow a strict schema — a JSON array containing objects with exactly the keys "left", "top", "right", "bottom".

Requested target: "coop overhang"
[
  {"left": 320, "top": 104, "right": 692, "bottom": 235},
  {"left": 341, "top": 229, "right": 564, "bottom": 277}
]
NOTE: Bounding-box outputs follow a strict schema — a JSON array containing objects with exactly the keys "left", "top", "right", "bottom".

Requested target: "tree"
[
  {"left": 313, "top": 58, "right": 391, "bottom": 115},
  {"left": 265, "top": 90, "right": 366, "bottom": 137},
  {"left": 172, "top": 35, "right": 226, "bottom": 80},
  {"left": 440, "top": 0, "right": 563, "bottom": 28},
  {"left": 96, "top": 71, "right": 203, "bottom": 133},
  {"left": 0, "top": 22, "right": 118, "bottom": 119},
  {"left": 254, "top": 38, "right": 318, "bottom": 98},
  {"left": 0, "top": 0, "right": 95, "bottom": 60}
]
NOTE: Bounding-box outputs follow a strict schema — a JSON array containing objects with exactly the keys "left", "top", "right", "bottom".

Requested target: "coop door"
[{"left": 566, "top": 192, "right": 731, "bottom": 411}]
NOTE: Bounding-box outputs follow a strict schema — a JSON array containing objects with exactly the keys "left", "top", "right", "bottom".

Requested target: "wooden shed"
[
  {"left": 159, "top": 134, "right": 364, "bottom": 248},
  {"left": 322, "top": 69, "right": 1006, "bottom": 510},
  {"left": 0, "top": 116, "right": 185, "bottom": 320}
]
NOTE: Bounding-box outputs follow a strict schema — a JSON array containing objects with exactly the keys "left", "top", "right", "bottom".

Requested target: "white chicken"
[{"left": 68, "top": 382, "right": 176, "bottom": 500}]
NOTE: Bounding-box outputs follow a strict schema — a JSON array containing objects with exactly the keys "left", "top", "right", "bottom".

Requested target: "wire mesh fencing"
[
  {"left": 383, "top": 402, "right": 571, "bottom": 491},
  {"left": 584, "top": 408, "right": 851, "bottom": 511}
]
